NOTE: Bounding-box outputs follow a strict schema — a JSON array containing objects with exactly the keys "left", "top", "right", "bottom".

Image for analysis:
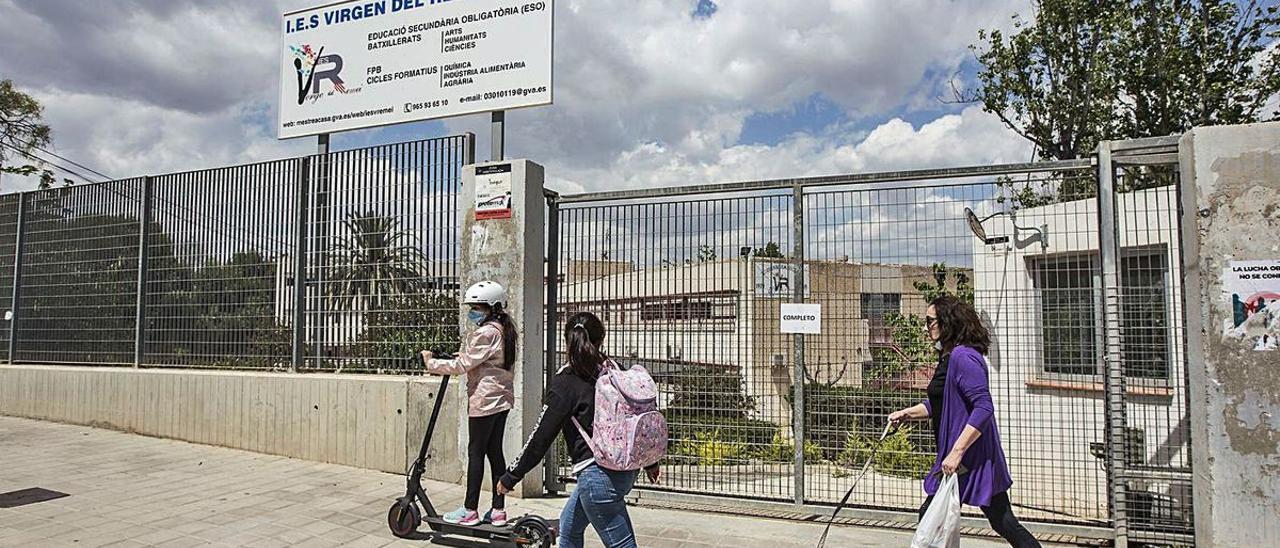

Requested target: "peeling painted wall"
[
  {"left": 458, "top": 160, "right": 547, "bottom": 498},
  {"left": 1179, "top": 122, "right": 1280, "bottom": 546}
]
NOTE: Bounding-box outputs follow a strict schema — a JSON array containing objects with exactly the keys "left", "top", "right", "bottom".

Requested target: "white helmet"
[{"left": 463, "top": 281, "right": 506, "bottom": 307}]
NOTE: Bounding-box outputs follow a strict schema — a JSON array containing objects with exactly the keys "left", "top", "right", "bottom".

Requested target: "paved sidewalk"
[{"left": 0, "top": 416, "right": 1015, "bottom": 548}]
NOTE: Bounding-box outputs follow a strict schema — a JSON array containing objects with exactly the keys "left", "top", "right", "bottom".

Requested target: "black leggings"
[
  {"left": 918, "top": 491, "right": 1041, "bottom": 548},
  {"left": 465, "top": 410, "right": 509, "bottom": 511}
]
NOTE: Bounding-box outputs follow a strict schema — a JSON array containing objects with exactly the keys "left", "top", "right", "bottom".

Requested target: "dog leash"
[{"left": 816, "top": 423, "right": 894, "bottom": 548}]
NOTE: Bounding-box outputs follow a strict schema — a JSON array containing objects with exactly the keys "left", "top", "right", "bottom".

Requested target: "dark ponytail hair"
[
  {"left": 485, "top": 304, "right": 519, "bottom": 370},
  {"left": 564, "top": 311, "right": 606, "bottom": 380},
  {"left": 930, "top": 295, "right": 990, "bottom": 355}
]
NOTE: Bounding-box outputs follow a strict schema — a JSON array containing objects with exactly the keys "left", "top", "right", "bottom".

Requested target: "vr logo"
[{"left": 294, "top": 46, "right": 346, "bottom": 105}]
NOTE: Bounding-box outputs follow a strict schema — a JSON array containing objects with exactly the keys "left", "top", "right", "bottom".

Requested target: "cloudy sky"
[{"left": 0, "top": 0, "right": 1049, "bottom": 195}]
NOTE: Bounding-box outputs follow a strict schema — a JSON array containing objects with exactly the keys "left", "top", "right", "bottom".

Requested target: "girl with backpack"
[
  {"left": 498, "top": 311, "right": 665, "bottom": 548},
  {"left": 420, "top": 281, "right": 517, "bottom": 527}
]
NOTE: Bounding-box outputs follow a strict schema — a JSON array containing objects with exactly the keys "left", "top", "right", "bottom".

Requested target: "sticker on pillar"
[
  {"left": 475, "top": 164, "right": 513, "bottom": 220},
  {"left": 1222, "top": 260, "right": 1280, "bottom": 351},
  {"left": 780, "top": 303, "right": 821, "bottom": 334}
]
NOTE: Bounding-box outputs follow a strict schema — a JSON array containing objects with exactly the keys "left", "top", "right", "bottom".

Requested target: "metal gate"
[{"left": 544, "top": 136, "right": 1194, "bottom": 545}]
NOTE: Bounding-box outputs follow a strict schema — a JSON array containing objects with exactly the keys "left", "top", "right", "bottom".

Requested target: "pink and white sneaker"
[{"left": 485, "top": 508, "right": 508, "bottom": 527}]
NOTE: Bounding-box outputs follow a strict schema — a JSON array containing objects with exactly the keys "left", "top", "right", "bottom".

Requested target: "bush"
[
  {"left": 756, "top": 432, "right": 823, "bottom": 463},
  {"left": 667, "top": 367, "right": 756, "bottom": 420},
  {"left": 794, "top": 383, "right": 934, "bottom": 459},
  {"left": 355, "top": 295, "right": 460, "bottom": 371},
  {"left": 669, "top": 430, "right": 748, "bottom": 466},
  {"left": 664, "top": 364, "right": 775, "bottom": 464},
  {"left": 836, "top": 424, "right": 934, "bottom": 479},
  {"left": 665, "top": 410, "right": 778, "bottom": 448}
]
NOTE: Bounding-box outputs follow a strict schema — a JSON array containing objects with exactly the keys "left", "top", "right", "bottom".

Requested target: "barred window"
[{"left": 1030, "top": 249, "right": 1171, "bottom": 380}]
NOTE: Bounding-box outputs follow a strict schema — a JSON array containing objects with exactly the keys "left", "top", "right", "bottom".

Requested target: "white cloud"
[
  {"left": 449, "top": 0, "right": 1024, "bottom": 168},
  {"left": 547, "top": 105, "right": 1031, "bottom": 195},
  {"left": 0, "top": 0, "right": 1031, "bottom": 197}
]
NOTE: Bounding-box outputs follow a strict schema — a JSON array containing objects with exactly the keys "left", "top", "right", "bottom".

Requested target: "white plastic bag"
[{"left": 911, "top": 473, "right": 961, "bottom": 548}]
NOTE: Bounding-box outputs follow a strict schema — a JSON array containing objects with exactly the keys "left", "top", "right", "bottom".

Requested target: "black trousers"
[
  {"left": 918, "top": 491, "right": 1041, "bottom": 548},
  {"left": 465, "top": 410, "right": 509, "bottom": 511}
]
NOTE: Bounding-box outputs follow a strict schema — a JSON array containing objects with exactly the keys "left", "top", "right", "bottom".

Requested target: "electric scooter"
[{"left": 387, "top": 360, "right": 556, "bottom": 547}]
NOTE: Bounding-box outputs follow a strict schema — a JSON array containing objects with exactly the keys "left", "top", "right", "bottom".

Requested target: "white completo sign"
[
  {"left": 278, "top": 0, "right": 553, "bottom": 139},
  {"left": 474, "top": 163, "right": 513, "bottom": 220},
  {"left": 780, "top": 303, "right": 821, "bottom": 334}
]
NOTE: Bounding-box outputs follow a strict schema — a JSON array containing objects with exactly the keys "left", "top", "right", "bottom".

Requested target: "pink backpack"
[{"left": 571, "top": 360, "right": 668, "bottom": 471}]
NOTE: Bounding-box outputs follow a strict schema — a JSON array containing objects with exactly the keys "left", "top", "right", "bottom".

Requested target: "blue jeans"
[{"left": 559, "top": 463, "right": 638, "bottom": 548}]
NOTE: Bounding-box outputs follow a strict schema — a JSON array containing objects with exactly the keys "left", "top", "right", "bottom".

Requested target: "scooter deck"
[
  {"left": 423, "top": 516, "right": 559, "bottom": 543},
  {"left": 424, "top": 517, "right": 518, "bottom": 541}
]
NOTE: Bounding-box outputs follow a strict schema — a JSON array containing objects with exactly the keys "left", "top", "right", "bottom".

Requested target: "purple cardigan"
[{"left": 921, "top": 345, "right": 1012, "bottom": 507}]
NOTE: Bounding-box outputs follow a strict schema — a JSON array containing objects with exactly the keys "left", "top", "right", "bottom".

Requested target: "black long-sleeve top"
[
  {"left": 500, "top": 366, "right": 597, "bottom": 489},
  {"left": 499, "top": 364, "right": 657, "bottom": 489}
]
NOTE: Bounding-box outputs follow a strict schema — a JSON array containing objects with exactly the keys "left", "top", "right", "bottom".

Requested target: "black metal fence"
[
  {"left": 546, "top": 136, "right": 1193, "bottom": 544},
  {"left": 0, "top": 134, "right": 473, "bottom": 373},
  {"left": 0, "top": 130, "right": 1194, "bottom": 543}
]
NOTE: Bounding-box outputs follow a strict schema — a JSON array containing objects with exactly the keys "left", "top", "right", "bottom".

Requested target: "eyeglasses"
[{"left": 924, "top": 316, "right": 939, "bottom": 327}]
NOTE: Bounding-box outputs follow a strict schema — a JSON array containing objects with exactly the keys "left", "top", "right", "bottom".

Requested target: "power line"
[
  {"left": 0, "top": 142, "right": 107, "bottom": 184},
  {"left": 32, "top": 145, "right": 114, "bottom": 181},
  {"left": 0, "top": 142, "right": 293, "bottom": 249}
]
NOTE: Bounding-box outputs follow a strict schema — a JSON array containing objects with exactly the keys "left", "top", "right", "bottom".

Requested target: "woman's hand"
[
  {"left": 496, "top": 479, "right": 512, "bottom": 495},
  {"left": 420, "top": 350, "right": 433, "bottom": 365},
  {"left": 889, "top": 403, "right": 926, "bottom": 426},
  {"left": 941, "top": 449, "right": 964, "bottom": 475},
  {"left": 645, "top": 466, "right": 661, "bottom": 484}
]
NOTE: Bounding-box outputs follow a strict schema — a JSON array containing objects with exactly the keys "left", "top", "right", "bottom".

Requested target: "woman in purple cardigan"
[{"left": 889, "top": 295, "right": 1040, "bottom": 547}]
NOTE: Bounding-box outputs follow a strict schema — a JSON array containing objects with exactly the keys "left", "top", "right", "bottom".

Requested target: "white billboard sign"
[{"left": 278, "top": 0, "right": 553, "bottom": 139}]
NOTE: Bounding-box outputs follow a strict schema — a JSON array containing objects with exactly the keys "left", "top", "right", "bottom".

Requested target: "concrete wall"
[
  {"left": 0, "top": 364, "right": 464, "bottom": 482},
  {"left": 1179, "top": 121, "right": 1280, "bottom": 547}
]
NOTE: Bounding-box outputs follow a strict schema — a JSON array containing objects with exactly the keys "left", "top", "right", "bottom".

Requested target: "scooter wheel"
[
  {"left": 387, "top": 500, "right": 421, "bottom": 538},
  {"left": 511, "top": 516, "right": 552, "bottom": 548}
]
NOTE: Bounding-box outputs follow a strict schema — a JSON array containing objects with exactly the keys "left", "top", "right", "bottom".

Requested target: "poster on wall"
[
  {"left": 754, "top": 262, "right": 810, "bottom": 298},
  {"left": 278, "top": 0, "right": 553, "bottom": 139},
  {"left": 474, "top": 163, "right": 512, "bottom": 220},
  {"left": 1222, "top": 260, "right": 1280, "bottom": 351}
]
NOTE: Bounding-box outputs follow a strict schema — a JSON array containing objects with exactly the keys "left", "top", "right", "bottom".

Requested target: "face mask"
[{"left": 467, "top": 310, "right": 486, "bottom": 325}]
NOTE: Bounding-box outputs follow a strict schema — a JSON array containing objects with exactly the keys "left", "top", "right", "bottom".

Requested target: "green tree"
[
  {"left": 870, "top": 264, "right": 973, "bottom": 379},
  {"left": 752, "top": 241, "right": 785, "bottom": 258},
  {"left": 328, "top": 211, "right": 426, "bottom": 311},
  {"left": 0, "top": 79, "right": 72, "bottom": 190},
  {"left": 971, "top": 0, "right": 1279, "bottom": 161},
  {"left": 968, "top": 1, "right": 1280, "bottom": 204},
  {"left": 17, "top": 210, "right": 143, "bottom": 362},
  {"left": 697, "top": 244, "right": 717, "bottom": 263},
  {"left": 148, "top": 250, "right": 294, "bottom": 368}
]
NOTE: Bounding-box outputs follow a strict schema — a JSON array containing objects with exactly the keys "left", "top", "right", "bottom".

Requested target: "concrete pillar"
[
  {"left": 1178, "top": 121, "right": 1280, "bottom": 546},
  {"left": 459, "top": 159, "right": 547, "bottom": 498}
]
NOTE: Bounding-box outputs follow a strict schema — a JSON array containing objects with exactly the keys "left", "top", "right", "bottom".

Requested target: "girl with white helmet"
[{"left": 420, "top": 280, "right": 518, "bottom": 527}]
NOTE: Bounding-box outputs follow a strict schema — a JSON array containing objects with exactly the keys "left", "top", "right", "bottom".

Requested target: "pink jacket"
[{"left": 426, "top": 322, "right": 515, "bottom": 417}]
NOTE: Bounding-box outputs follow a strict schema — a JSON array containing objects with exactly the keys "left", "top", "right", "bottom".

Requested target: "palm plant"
[{"left": 328, "top": 211, "right": 426, "bottom": 311}]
